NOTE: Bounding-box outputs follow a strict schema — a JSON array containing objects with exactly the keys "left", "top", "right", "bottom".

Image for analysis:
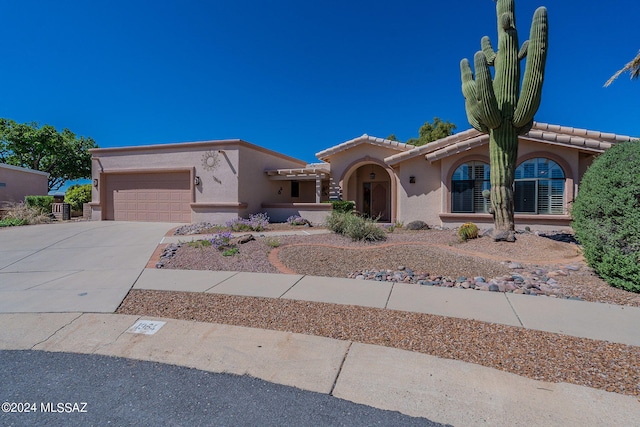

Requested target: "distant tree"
[
  {"left": 0, "top": 119, "right": 98, "bottom": 191},
  {"left": 385, "top": 134, "right": 398, "bottom": 141},
  {"left": 406, "top": 117, "right": 456, "bottom": 146},
  {"left": 604, "top": 51, "right": 640, "bottom": 87}
]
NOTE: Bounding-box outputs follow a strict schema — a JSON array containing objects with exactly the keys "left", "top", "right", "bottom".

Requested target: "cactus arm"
[
  {"left": 515, "top": 118, "right": 534, "bottom": 135},
  {"left": 518, "top": 40, "right": 529, "bottom": 60},
  {"left": 513, "top": 7, "right": 548, "bottom": 128},
  {"left": 481, "top": 36, "right": 497, "bottom": 65},
  {"left": 474, "top": 52, "right": 502, "bottom": 129},
  {"left": 460, "top": 59, "right": 489, "bottom": 133}
]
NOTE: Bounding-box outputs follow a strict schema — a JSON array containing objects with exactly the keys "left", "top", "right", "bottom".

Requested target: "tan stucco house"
[
  {"left": 0, "top": 163, "right": 49, "bottom": 207},
  {"left": 89, "top": 122, "right": 637, "bottom": 230}
]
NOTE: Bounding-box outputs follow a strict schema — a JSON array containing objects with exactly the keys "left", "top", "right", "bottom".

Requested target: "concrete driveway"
[{"left": 0, "top": 221, "right": 175, "bottom": 313}]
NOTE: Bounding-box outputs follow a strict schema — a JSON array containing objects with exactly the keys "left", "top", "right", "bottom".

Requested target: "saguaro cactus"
[{"left": 460, "top": 0, "right": 548, "bottom": 241}]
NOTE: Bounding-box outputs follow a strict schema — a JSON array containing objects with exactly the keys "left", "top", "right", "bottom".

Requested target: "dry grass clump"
[{"left": 0, "top": 202, "right": 52, "bottom": 226}]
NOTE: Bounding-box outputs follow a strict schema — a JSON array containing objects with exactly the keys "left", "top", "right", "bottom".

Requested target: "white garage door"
[{"left": 105, "top": 172, "right": 192, "bottom": 222}]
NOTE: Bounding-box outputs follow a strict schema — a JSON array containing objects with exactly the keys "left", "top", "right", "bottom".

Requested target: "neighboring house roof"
[
  {"left": 316, "top": 134, "right": 414, "bottom": 162},
  {"left": 0, "top": 163, "right": 49, "bottom": 177},
  {"left": 384, "top": 122, "right": 639, "bottom": 165},
  {"left": 266, "top": 163, "right": 331, "bottom": 180}
]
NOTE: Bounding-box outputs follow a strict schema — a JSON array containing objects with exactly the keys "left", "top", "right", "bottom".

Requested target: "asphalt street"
[{"left": 0, "top": 350, "right": 448, "bottom": 427}]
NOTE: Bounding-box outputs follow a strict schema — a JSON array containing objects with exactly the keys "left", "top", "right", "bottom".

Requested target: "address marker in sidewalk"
[{"left": 127, "top": 320, "right": 166, "bottom": 335}]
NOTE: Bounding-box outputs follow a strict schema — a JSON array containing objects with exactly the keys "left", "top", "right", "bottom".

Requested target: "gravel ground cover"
[
  {"left": 118, "top": 225, "right": 640, "bottom": 397},
  {"left": 118, "top": 290, "right": 640, "bottom": 397}
]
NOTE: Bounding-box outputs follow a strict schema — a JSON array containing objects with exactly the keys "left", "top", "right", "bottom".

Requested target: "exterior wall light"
[
  {"left": 93, "top": 178, "right": 99, "bottom": 188},
  {"left": 409, "top": 176, "right": 416, "bottom": 184},
  {"left": 369, "top": 172, "right": 376, "bottom": 180},
  {"left": 194, "top": 176, "right": 201, "bottom": 185}
]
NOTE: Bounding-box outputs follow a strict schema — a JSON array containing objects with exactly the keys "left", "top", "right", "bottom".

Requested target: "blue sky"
[{"left": 2, "top": 0, "right": 639, "bottom": 169}]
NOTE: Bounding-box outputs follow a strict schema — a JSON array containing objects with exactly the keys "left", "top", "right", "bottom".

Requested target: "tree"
[
  {"left": 604, "top": 51, "right": 640, "bottom": 87},
  {"left": 460, "top": 0, "right": 548, "bottom": 242},
  {"left": 406, "top": 117, "right": 456, "bottom": 146},
  {"left": 0, "top": 119, "right": 98, "bottom": 191},
  {"left": 64, "top": 183, "right": 92, "bottom": 211}
]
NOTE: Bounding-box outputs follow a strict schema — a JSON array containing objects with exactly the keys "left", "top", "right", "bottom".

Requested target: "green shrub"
[
  {"left": 325, "top": 210, "right": 350, "bottom": 235},
  {"left": 458, "top": 222, "right": 479, "bottom": 241},
  {"left": 325, "top": 211, "right": 386, "bottom": 242},
  {"left": 186, "top": 239, "right": 212, "bottom": 249},
  {"left": 264, "top": 237, "right": 281, "bottom": 248},
  {"left": 326, "top": 200, "right": 355, "bottom": 213},
  {"left": 0, "top": 217, "right": 27, "bottom": 227},
  {"left": 222, "top": 247, "right": 239, "bottom": 256},
  {"left": 572, "top": 140, "right": 640, "bottom": 293},
  {"left": 64, "top": 184, "right": 92, "bottom": 212},
  {"left": 25, "top": 195, "right": 54, "bottom": 214}
]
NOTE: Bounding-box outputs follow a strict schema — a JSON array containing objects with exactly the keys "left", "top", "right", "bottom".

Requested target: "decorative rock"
[
  {"left": 508, "top": 262, "right": 523, "bottom": 269},
  {"left": 488, "top": 284, "right": 500, "bottom": 292},
  {"left": 405, "top": 220, "right": 429, "bottom": 230},
  {"left": 231, "top": 234, "right": 255, "bottom": 245}
]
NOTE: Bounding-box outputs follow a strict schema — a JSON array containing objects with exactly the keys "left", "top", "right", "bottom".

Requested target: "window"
[
  {"left": 451, "top": 161, "right": 491, "bottom": 213},
  {"left": 291, "top": 181, "right": 299, "bottom": 198},
  {"left": 514, "top": 158, "right": 565, "bottom": 214}
]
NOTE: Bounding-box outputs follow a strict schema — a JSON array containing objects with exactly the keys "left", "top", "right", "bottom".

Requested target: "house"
[
  {"left": 0, "top": 163, "right": 49, "bottom": 208},
  {"left": 89, "top": 122, "right": 637, "bottom": 230},
  {"left": 88, "top": 139, "right": 331, "bottom": 224}
]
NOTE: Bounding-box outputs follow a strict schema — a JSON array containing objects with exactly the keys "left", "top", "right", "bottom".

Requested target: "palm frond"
[{"left": 604, "top": 51, "right": 640, "bottom": 87}]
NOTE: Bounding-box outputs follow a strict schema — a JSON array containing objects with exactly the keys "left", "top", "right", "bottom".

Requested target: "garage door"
[{"left": 105, "top": 172, "right": 192, "bottom": 222}]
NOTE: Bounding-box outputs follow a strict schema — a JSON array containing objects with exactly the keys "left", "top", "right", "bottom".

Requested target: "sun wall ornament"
[{"left": 201, "top": 151, "right": 220, "bottom": 171}]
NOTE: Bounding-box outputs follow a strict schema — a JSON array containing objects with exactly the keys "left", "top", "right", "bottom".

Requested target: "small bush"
[
  {"left": 3, "top": 202, "right": 51, "bottom": 225},
  {"left": 325, "top": 210, "right": 351, "bottom": 235},
  {"left": 264, "top": 237, "right": 281, "bottom": 248},
  {"left": 572, "top": 140, "right": 640, "bottom": 292},
  {"left": 226, "top": 212, "right": 270, "bottom": 232},
  {"left": 458, "top": 222, "right": 479, "bottom": 241},
  {"left": 222, "top": 247, "right": 239, "bottom": 257},
  {"left": 325, "top": 211, "right": 386, "bottom": 242},
  {"left": 64, "top": 184, "right": 92, "bottom": 212},
  {"left": 186, "top": 239, "right": 212, "bottom": 249},
  {"left": 327, "top": 200, "right": 355, "bottom": 213},
  {"left": 25, "top": 195, "right": 54, "bottom": 214},
  {"left": 0, "top": 217, "right": 27, "bottom": 227},
  {"left": 209, "top": 231, "right": 233, "bottom": 249}
]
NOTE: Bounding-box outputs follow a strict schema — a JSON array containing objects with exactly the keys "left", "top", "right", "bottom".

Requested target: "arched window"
[
  {"left": 451, "top": 161, "right": 490, "bottom": 213},
  {"left": 514, "top": 158, "right": 565, "bottom": 214}
]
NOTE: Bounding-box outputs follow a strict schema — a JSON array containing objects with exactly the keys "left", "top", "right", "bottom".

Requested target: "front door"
[{"left": 362, "top": 182, "right": 389, "bottom": 221}]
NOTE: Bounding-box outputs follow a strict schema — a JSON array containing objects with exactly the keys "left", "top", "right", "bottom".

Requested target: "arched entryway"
[{"left": 342, "top": 161, "right": 394, "bottom": 222}]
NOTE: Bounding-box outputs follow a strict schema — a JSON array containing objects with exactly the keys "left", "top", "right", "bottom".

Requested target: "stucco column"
[{"left": 315, "top": 176, "right": 321, "bottom": 203}]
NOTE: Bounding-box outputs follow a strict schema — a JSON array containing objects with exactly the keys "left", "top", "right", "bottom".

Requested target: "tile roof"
[
  {"left": 384, "top": 122, "right": 638, "bottom": 165},
  {"left": 316, "top": 134, "right": 414, "bottom": 162}
]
